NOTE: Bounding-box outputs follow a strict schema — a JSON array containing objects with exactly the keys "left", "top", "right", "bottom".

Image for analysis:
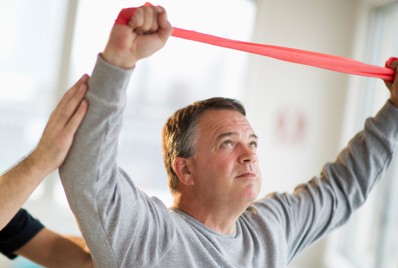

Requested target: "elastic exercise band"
[{"left": 114, "top": 5, "right": 396, "bottom": 81}]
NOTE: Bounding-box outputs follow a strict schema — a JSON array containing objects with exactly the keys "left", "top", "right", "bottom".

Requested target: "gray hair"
[{"left": 161, "top": 97, "right": 246, "bottom": 193}]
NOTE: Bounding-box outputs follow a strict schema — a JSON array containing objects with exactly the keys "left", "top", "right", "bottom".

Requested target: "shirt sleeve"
[
  {"left": 0, "top": 209, "right": 44, "bottom": 259},
  {"left": 59, "top": 55, "right": 175, "bottom": 267},
  {"left": 252, "top": 100, "right": 398, "bottom": 262}
]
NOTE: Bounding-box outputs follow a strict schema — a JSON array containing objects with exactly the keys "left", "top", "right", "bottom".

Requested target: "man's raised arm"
[{"left": 59, "top": 5, "right": 172, "bottom": 267}]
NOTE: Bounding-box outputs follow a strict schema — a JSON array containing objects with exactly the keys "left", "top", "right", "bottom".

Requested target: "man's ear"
[{"left": 172, "top": 157, "right": 194, "bottom": 186}]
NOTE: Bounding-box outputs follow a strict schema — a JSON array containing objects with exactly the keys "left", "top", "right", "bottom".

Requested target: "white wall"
[{"left": 246, "top": 0, "right": 357, "bottom": 198}]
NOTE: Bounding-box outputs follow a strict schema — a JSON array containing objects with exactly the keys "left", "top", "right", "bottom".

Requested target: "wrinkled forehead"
[{"left": 196, "top": 109, "right": 255, "bottom": 137}]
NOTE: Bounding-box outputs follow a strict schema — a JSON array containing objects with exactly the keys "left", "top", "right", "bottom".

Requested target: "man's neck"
[{"left": 172, "top": 193, "right": 249, "bottom": 235}]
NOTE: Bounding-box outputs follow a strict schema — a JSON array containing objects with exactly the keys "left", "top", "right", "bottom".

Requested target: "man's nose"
[{"left": 238, "top": 144, "right": 257, "bottom": 164}]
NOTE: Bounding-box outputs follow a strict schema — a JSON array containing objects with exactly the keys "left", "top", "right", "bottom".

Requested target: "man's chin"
[{"left": 240, "top": 184, "right": 260, "bottom": 202}]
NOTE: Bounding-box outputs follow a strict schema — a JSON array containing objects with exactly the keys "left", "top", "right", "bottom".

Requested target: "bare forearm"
[
  {"left": 15, "top": 228, "right": 93, "bottom": 268},
  {"left": 0, "top": 153, "right": 48, "bottom": 229}
]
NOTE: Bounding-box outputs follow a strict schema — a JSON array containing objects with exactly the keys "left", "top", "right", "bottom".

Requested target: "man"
[
  {"left": 0, "top": 75, "right": 93, "bottom": 267},
  {"left": 59, "top": 5, "right": 398, "bottom": 267}
]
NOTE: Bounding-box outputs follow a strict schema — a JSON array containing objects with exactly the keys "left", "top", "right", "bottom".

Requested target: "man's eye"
[
  {"left": 249, "top": 141, "right": 258, "bottom": 149},
  {"left": 221, "top": 140, "right": 234, "bottom": 148}
]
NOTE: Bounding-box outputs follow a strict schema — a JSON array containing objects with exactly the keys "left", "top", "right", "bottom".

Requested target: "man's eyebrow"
[
  {"left": 250, "top": 133, "right": 259, "bottom": 140},
  {"left": 215, "top": 132, "right": 259, "bottom": 142},
  {"left": 215, "top": 132, "right": 237, "bottom": 142}
]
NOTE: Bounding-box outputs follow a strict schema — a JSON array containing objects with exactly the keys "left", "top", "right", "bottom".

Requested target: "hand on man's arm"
[{"left": 0, "top": 74, "right": 88, "bottom": 230}]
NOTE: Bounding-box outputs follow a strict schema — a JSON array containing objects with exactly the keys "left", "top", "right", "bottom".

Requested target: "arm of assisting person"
[
  {"left": 16, "top": 228, "right": 92, "bottom": 268},
  {"left": 0, "top": 209, "right": 92, "bottom": 268},
  {"left": 59, "top": 6, "right": 175, "bottom": 267}
]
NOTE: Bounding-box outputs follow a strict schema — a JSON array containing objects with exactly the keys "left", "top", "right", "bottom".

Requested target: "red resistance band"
[{"left": 114, "top": 6, "right": 396, "bottom": 81}]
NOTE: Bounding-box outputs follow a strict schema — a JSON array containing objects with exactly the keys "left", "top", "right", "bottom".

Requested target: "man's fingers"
[
  {"left": 129, "top": 8, "right": 144, "bottom": 31},
  {"left": 158, "top": 7, "right": 172, "bottom": 39},
  {"left": 384, "top": 59, "right": 398, "bottom": 89},
  {"left": 129, "top": 6, "right": 164, "bottom": 34},
  {"left": 142, "top": 6, "right": 156, "bottom": 32},
  {"left": 150, "top": 6, "right": 165, "bottom": 33},
  {"left": 387, "top": 58, "right": 398, "bottom": 70},
  {"left": 385, "top": 60, "right": 398, "bottom": 105}
]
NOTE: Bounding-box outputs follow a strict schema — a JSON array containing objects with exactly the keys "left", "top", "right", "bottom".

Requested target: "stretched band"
[{"left": 115, "top": 5, "right": 396, "bottom": 81}]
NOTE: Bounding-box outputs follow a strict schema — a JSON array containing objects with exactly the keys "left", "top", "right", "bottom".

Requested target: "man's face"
[{"left": 188, "top": 109, "right": 262, "bottom": 206}]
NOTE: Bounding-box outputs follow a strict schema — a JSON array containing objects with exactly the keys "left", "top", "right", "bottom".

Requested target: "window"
[
  {"left": 326, "top": 2, "right": 398, "bottom": 268},
  {"left": 0, "top": 0, "right": 68, "bottom": 173}
]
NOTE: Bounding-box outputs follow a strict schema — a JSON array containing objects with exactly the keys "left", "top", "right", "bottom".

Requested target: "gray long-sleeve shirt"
[{"left": 60, "top": 56, "right": 398, "bottom": 267}]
